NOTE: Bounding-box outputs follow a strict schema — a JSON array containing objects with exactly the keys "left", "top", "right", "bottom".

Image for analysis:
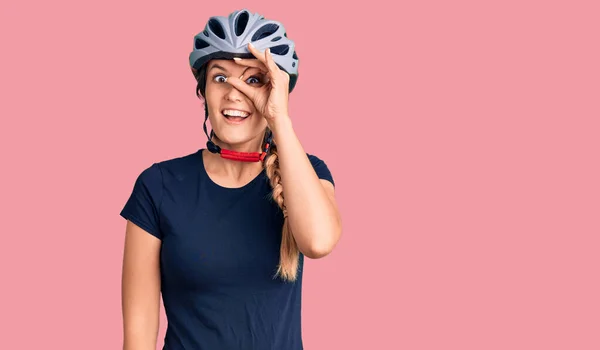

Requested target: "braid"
[
  {"left": 263, "top": 137, "right": 300, "bottom": 282},
  {"left": 197, "top": 65, "right": 299, "bottom": 281}
]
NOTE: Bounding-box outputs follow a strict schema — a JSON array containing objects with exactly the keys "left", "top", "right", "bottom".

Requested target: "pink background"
[{"left": 1, "top": 0, "right": 599, "bottom": 349}]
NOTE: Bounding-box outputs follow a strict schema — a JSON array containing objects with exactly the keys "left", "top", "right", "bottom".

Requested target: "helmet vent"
[
  {"left": 195, "top": 38, "right": 210, "bottom": 50},
  {"left": 235, "top": 11, "right": 249, "bottom": 36},
  {"left": 292, "top": 51, "right": 298, "bottom": 59},
  {"left": 252, "top": 23, "right": 279, "bottom": 41},
  {"left": 271, "top": 36, "right": 282, "bottom": 42},
  {"left": 270, "top": 45, "right": 289, "bottom": 55},
  {"left": 208, "top": 19, "right": 226, "bottom": 40},
  {"left": 202, "top": 30, "right": 209, "bottom": 37}
]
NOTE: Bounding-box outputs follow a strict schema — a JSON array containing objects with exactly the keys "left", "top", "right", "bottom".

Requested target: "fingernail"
[
  {"left": 233, "top": 57, "right": 241, "bottom": 61},
  {"left": 239, "top": 75, "right": 244, "bottom": 80},
  {"left": 249, "top": 43, "right": 254, "bottom": 48}
]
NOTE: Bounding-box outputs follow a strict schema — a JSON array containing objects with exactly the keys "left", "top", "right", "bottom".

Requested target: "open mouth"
[{"left": 222, "top": 109, "right": 251, "bottom": 124}]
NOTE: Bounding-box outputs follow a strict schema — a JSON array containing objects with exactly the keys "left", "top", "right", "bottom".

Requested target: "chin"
[
  {"left": 213, "top": 123, "right": 267, "bottom": 147},
  {"left": 214, "top": 129, "right": 261, "bottom": 147}
]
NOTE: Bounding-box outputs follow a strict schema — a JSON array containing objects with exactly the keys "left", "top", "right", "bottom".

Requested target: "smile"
[{"left": 222, "top": 109, "right": 251, "bottom": 124}]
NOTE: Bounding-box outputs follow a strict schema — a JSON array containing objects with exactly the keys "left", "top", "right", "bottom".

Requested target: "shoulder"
[
  {"left": 306, "top": 152, "right": 325, "bottom": 164},
  {"left": 156, "top": 149, "right": 202, "bottom": 172},
  {"left": 306, "top": 152, "right": 332, "bottom": 167},
  {"left": 143, "top": 149, "right": 202, "bottom": 183},
  {"left": 130, "top": 149, "right": 202, "bottom": 190},
  {"left": 305, "top": 152, "right": 335, "bottom": 187},
  {"left": 134, "top": 162, "right": 162, "bottom": 190}
]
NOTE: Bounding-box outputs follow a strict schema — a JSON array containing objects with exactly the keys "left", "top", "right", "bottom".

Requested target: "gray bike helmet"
[{"left": 189, "top": 8, "right": 299, "bottom": 93}]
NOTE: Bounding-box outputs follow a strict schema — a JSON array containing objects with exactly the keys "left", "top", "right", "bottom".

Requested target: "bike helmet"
[{"left": 189, "top": 9, "right": 299, "bottom": 162}]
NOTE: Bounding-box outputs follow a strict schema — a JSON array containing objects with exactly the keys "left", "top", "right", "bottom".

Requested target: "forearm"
[
  {"left": 122, "top": 279, "right": 160, "bottom": 350},
  {"left": 270, "top": 116, "right": 341, "bottom": 258},
  {"left": 122, "top": 312, "right": 159, "bottom": 350}
]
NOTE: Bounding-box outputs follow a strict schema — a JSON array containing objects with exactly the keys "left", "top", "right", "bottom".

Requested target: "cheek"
[
  {"left": 204, "top": 84, "right": 218, "bottom": 102},
  {"left": 204, "top": 88, "right": 222, "bottom": 114},
  {"left": 251, "top": 114, "right": 268, "bottom": 128}
]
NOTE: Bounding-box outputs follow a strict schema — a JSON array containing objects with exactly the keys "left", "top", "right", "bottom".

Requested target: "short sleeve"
[
  {"left": 120, "top": 163, "right": 164, "bottom": 239},
  {"left": 307, "top": 153, "right": 335, "bottom": 187}
]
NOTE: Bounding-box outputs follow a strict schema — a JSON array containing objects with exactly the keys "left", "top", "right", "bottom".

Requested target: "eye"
[
  {"left": 246, "top": 76, "right": 260, "bottom": 84},
  {"left": 212, "top": 74, "right": 227, "bottom": 83},
  {"left": 246, "top": 75, "right": 265, "bottom": 85}
]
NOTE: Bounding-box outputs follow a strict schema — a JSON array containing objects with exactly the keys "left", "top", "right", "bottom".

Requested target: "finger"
[
  {"left": 232, "top": 57, "right": 267, "bottom": 72},
  {"left": 248, "top": 44, "right": 282, "bottom": 83},
  {"left": 248, "top": 43, "right": 268, "bottom": 65},
  {"left": 262, "top": 48, "right": 286, "bottom": 88},
  {"left": 246, "top": 45, "right": 279, "bottom": 81},
  {"left": 226, "top": 76, "right": 264, "bottom": 104},
  {"left": 264, "top": 48, "right": 281, "bottom": 75}
]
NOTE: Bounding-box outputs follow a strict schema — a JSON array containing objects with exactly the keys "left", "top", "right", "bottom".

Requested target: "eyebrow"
[{"left": 209, "top": 64, "right": 228, "bottom": 72}]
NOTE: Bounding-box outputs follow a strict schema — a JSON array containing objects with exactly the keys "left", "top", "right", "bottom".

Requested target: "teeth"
[{"left": 223, "top": 109, "right": 249, "bottom": 117}]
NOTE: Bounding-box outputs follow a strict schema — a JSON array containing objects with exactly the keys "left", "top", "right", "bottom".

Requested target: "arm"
[
  {"left": 271, "top": 116, "right": 342, "bottom": 259},
  {"left": 226, "top": 44, "right": 342, "bottom": 258},
  {"left": 121, "top": 220, "right": 162, "bottom": 350}
]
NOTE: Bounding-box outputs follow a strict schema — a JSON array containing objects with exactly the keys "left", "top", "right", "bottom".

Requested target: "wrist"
[{"left": 268, "top": 115, "right": 293, "bottom": 136}]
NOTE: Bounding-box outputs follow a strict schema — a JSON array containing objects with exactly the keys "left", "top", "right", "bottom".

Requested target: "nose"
[{"left": 225, "top": 82, "right": 244, "bottom": 102}]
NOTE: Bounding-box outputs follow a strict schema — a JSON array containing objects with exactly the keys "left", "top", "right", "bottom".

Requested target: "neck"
[
  {"left": 203, "top": 148, "right": 264, "bottom": 185},
  {"left": 204, "top": 136, "right": 265, "bottom": 182}
]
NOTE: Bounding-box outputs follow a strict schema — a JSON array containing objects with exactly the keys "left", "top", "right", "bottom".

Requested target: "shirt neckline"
[{"left": 197, "top": 148, "right": 266, "bottom": 191}]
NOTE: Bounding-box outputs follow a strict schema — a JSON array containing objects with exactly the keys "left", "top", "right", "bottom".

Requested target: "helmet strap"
[{"left": 203, "top": 102, "right": 272, "bottom": 162}]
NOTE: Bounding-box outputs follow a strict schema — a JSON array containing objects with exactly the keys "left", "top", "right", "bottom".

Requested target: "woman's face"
[{"left": 203, "top": 59, "right": 268, "bottom": 148}]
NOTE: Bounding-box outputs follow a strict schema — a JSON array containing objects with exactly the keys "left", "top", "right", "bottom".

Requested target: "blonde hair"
[{"left": 263, "top": 131, "right": 299, "bottom": 282}]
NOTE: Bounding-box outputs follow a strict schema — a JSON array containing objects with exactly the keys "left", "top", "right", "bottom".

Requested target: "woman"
[{"left": 120, "top": 9, "right": 342, "bottom": 350}]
